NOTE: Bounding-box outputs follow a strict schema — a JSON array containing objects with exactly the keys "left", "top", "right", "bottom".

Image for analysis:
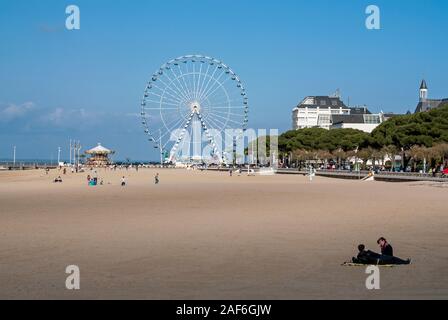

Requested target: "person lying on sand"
[{"left": 352, "top": 244, "right": 381, "bottom": 265}]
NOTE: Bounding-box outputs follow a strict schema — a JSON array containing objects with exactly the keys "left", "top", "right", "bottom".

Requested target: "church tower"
[{"left": 419, "top": 79, "right": 428, "bottom": 102}]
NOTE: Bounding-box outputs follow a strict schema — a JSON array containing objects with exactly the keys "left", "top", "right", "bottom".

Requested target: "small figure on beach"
[
  {"left": 121, "top": 176, "right": 126, "bottom": 187},
  {"left": 377, "top": 237, "right": 393, "bottom": 256},
  {"left": 154, "top": 173, "right": 160, "bottom": 184},
  {"left": 53, "top": 176, "right": 63, "bottom": 183},
  {"left": 229, "top": 168, "right": 233, "bottom": 177},
  {"left": 87, "top": 174, "right": 91, "bottom": 185},
  {"left": 351, "top": 238, "right": 411, "bottom": 265}
]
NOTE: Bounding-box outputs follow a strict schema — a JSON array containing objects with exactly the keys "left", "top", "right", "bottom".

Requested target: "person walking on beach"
[
  {"left": 229, "top": 168, "right": 233, "bottom": 177},
  {"left": 121, "top": 176, "right": 126, "bottom": 187},
  {"left": 154, "top": 173, "right": 160, "bottom": 184}
]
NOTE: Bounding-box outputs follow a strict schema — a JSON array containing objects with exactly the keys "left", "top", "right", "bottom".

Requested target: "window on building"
[
  {"left": 303, "top": 97, "right": 315, "bottom": 105},
  {"left": 363, "top": 115, "right": 381, "bottom": 124}
]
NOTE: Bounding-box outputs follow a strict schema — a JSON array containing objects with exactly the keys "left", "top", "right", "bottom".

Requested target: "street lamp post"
[
  {"left": 159, "top": 129, "right": 163, "bottom": 166},
  {"left": 69, "top": 139, "right": 72, "bottom": 166},
  {"left": 13, "top": 146, "right": 16, "bottom": 167}
]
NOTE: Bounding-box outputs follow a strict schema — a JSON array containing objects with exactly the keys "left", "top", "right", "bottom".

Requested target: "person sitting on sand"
[
  {"left": 121, "top": 176, "right": 126, "bottom": 187},
  {"left": 154, "top": 173, "right": 159, "bottom": 185},
  {"left": 377, "top": 237, "right": 411, "bottom": 265},
  {"left": 377, "top": 237, "right": 393, "bottom": 256},
  {"left": 53, "top": 176, "right": 63, "bottom": 183}
]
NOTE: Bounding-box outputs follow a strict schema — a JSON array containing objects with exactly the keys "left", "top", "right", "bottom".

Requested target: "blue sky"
[{"left": 1, "top": 0, "right": 447, "bottom": 161}]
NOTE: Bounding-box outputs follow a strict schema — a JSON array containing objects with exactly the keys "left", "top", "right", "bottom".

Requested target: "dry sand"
[{"left": 0, "top": 168, "right": 447, "bottom": 299}]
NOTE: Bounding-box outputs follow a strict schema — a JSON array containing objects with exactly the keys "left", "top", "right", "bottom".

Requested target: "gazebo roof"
[{"left": 85, "top": 143, "right": 114, "bottom": 155}]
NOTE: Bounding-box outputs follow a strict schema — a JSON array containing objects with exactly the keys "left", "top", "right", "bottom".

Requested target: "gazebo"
[{"left": 85, "top": 143, "right": 114, "bottom": 166}]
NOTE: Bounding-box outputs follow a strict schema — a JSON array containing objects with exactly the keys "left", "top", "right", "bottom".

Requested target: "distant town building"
[
  {"left": 292, "top": 95, "right": 350, "bottom": 130},
  {"left": 414, "top": 80, "right": 448, "bottom": 113},
  {"left": 329, "top": 113, "right": 383, "bottom": 133},
  {"left": 85, "top": 143, "right": 114, "bottom": 166},
  {"left": 292, "top": 94, "right": 384, "bottom": 133}
]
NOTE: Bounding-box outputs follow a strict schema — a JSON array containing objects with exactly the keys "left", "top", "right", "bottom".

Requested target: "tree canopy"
[
  {"left": 371, "top": 103, "right": 448, "bottom": 149},
  {"left": 279, "top": 104, "right": 448, "bottom": 154},
  {"left": 279, "top": 128, "right": 370, "bottom": 153}
]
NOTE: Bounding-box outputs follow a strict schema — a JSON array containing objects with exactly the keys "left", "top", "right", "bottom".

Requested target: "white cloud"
[
  {"left": 38, "top": 108, "right": 103, "bottom": 127},
  {"left": 0, "top": 102, "right": 35, "bottom": 121}
]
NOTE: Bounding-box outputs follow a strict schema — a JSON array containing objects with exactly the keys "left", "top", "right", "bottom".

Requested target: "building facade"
[
  {"left": 329, "top": 113, "right": 383, "bottom": 133},
  {"left": 292, "top": 95, "right": 383, "bottom": 133},
  {"left": 292, "top": 96, "right": 350, "bottom": 130},
  {"left": 414, "top": 80, "right": 448, "bottom": 113}
]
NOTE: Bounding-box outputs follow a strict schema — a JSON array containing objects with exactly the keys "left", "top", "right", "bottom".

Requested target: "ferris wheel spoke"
[
  {"left": 169, "top": 67, "right": 193, "bottom": 102},
  {"left": 183, "top": 62, "right": 193, "bottom": 101},
  {"left": 176, "top": 64, "right": 194, "bottom": 101},
  {"left": 209, "top": 105, "right": 247, "bottom": 109},
  {"left": 197, "top": 64, "right": 221, "bottom": 102},
  {"left": 208, "top": 112, "right": 245, "bottom": 128},
  {"left": 210, "top": 110, "right": 245, "bottom": 117},
  {"left": 201, "top": 76, "right": 232, "bottom": 103},
  {"left": 162, "top": 114, "right": 193, "bottom": 150},
  {"left": 194, "top": 63, "right": 204, "bottom": 100},
  {"left": 162, "top": 69, "right": 193, "bottom": 103},
  {"left": 144, "top": 100, "right": 180, "bottom": 107},
  {"left": 195, "top": 63, "right": 205, "bottom": 100},
  {"left": 206, "top": 97, "right": 246, "bottom": 106},
  {"left": 187, "top": 63, "right": 196, "bottom": 101},
  {"left": 157, "top": 77, "right": 190, "bottom": 105},
  {"left": 197, "top": 63, "right": 211, "bottom": 101},
  {"left": 203, "top": 113, "right": 227, "bottom": 130},
  {"left": 208, "top": 112, "right": 231, "bottom": 124},
  {"left": 144, "top": 107, "right": 180, "bottom": 111},
  {"left": 192, "top": 63, "right": 197, "bottom": 100},
  {"left": 161, "top": 114, "right": 190, "bottom": 142},
  {"left": 150, "top": 84, "right": 186, "bottom": 105},
  {"left": 204, "top": 116, "right": 235, "bottom": 142},
  {"left": 199, "top": 69, "right": 227, "bottom": 101},
  {"left": 199, "top": 67, "right": 230, "bottom": 101},
  {"left": 147, "top": 91, "right": 184, "bottom": 105}
]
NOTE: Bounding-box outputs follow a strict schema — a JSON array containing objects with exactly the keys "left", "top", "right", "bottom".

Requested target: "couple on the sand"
[{"left": 352, "top": 237, "right": 411, "bottom": 265}]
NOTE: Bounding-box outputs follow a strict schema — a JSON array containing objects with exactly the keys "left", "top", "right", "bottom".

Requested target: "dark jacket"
[
  {"left": 354, "top": 250, "right": 381, "bottom": 264},
  {"left": 381, "top": 243, "right": 393, "bottom": 256}
]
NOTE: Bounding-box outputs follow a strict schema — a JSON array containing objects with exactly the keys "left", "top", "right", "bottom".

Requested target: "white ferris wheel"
[{"left": 140, "top": 54, "right": 248, "bottom": 163}]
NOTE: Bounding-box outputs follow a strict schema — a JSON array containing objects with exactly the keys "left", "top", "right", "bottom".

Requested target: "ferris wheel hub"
[{"left": 189, "top": 101, "right": 201, "bottom": 113}]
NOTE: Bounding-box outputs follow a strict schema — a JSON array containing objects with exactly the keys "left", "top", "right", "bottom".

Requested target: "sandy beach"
[{"left": 0, "top": 168, "right": 447, "bottom": 299}]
